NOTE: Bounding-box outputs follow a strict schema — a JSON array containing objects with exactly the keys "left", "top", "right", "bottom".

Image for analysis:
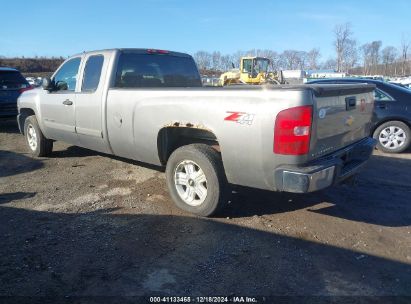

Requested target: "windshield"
[
  {"left": 242, "top": 58, "right": 269, "bottom": 74},
  {"left": 0, "top": 71, "right": 29, "bottom": 90},
  {"left": 254, "top": 58, "right": 269, "bottom": 73},
  {"left": 114, "top": 52, "right": 202, "bottom": 88}
]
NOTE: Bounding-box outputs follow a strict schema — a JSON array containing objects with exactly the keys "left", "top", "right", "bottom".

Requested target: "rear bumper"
[{"left": 274, "top": 137, "right": 377, "bottom": 193}]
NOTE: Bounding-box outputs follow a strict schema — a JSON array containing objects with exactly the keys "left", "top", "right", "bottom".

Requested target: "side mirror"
[
  {"left": 231, "top": 62, "right": 235, "bottom": 69},
  {"left": 42, "top": 77, "right": 55, "bottom": 91},
  {"left": 55, "top": 81, "right": 68, "bottom": 91}
]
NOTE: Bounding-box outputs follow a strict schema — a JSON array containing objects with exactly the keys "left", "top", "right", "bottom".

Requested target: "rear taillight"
[
  {"left": 274, "top": 105, "right": 312, "bottom": 155},
  {"left": 19, "top": 86, "right": 33, "bottom": 94}
]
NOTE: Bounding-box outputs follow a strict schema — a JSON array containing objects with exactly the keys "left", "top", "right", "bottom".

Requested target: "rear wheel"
[
  {"left": 165, "top": 144, "right": 227, "bottom": 217},
  {"left": 373, "top": 121, "right": 410, "bottom": 153},
  {"left": 24, "top": 115, "right": 53, "bottom": 157}
]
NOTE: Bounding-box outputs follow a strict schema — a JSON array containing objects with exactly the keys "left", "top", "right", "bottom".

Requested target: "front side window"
[
  {"left": 53, "top": 57, "right": 81, "bottom": 91},
  {"left": 82, "top": 55, "right": 104, "bottom": 92},
  {"left": 374, "top": 88, "right": 394, "bottom": 101}
]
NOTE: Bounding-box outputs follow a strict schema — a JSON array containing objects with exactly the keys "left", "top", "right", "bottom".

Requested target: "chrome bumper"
[{"left": 274, "top": 137, "right": 377, "bottom": 193}]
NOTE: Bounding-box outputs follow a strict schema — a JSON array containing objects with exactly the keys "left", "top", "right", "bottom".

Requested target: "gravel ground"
[{"left": 0, "top": 119, "right": 410, "bottom": 298}]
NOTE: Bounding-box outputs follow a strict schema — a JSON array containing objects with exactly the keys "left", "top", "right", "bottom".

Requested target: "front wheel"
[
  {"left": 24, "top": 115, "right": 53, "bottom": 157},
  {"left": 165, "top": 144, "right": 227, "bottom": 217},
  {"left": 373, "top": 121, "right": 410, "bottom": 153}
]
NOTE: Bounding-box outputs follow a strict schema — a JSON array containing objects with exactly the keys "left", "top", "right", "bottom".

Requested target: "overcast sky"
[{"left": 1, "top": 0, "right": 410, "bottom": 60}]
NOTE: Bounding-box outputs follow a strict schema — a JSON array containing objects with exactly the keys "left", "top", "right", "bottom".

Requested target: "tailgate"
[{"left": 309, "top": 84, "right": 375, "bottom": 159}]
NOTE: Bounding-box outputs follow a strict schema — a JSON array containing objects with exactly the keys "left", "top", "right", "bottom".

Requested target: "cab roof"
[{"left": 70, "top": 48, "right": 192, "bottom": 58}]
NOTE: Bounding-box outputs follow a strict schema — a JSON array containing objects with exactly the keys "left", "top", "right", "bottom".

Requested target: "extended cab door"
[
  {"left": 39, "top": 57, "right": 81, "bottom": 143},
  {"left": 75, "top": 53, "right": 111, "bottom": 153}
]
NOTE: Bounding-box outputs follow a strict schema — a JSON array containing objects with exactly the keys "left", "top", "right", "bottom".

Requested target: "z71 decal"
[{"left": 224, "top": 111, "right": 255, "bottom": 125}]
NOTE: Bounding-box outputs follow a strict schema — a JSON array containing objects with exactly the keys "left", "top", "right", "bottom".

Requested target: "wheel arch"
[
  {"left": 157, "top": 126, "right": 220, "bottom": 166},
  {"left": 18, "top": 108, "right": 36, "bottom": 135}
]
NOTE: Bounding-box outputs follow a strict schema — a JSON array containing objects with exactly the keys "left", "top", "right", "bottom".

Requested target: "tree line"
[
  {"left": 334, "top": 23, "right": 410, "bottom": 76},
  {"left": 193, "top": 48, "right": 325, "bottom": 76},
  {"left": 194, "top": 23, "right": 411, "bottom": 77},
  {"left": 0, "top": 56, "right": 64, "bottom": 74}
]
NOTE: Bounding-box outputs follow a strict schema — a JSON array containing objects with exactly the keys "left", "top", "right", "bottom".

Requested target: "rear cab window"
[
  {"left": 113, "top": 50, "right": 202, "bottom": 88},
  {"left": 0, "top": 70, "right": 29, "bottom": 90}
]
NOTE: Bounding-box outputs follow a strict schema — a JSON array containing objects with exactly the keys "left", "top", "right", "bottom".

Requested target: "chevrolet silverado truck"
[{"left": 17, "top": 48, "right": 376, "bottom": 216}]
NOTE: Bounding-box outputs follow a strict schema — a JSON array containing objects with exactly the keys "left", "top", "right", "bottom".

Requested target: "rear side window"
[
  {"left": 375, "top": 88, "right": 394, "bottom": 101},
  {"left": 53, "top": 57, "right": 81, "bottom": 91},
  {"left": 82, "top": 55, "right": 104, "bottom": 92},
  {"left": 114, "top": 52, "right": 201, "bottom": 88},
  {"left": 0, "top": 71, "right": 29, "bottom": 90}
]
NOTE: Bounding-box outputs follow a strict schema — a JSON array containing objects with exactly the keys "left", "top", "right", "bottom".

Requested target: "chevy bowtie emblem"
[{"left": 345, "top": 115, "right": 354, "bottom": 126}]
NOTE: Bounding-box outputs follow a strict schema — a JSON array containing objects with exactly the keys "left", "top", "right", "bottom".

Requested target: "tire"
[
  {"left": 24, "top": 115, "right": 53, "bottom": 157},
  {"left": 165, "top": 144, "right": 227, "bottom": 217},
  {"left": 373, "top": 121, "right": 410, "bottom": 153}
]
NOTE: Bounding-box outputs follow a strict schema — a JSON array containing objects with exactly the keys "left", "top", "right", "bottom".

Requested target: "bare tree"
[
  {"left": 245, "top": 49, "right": 257, "bottom": 57},
  {"left": 322, "top": 58, "right": 337, "bottom": 70},
  {"left": 281, "top": 50, "right": 304, "bottom": 70},
  {"left": 268, "top": 51, "right": 281, "bottom": 71},
  {"left": 361, "top": 41, "right": 381, "bottom": 75},
  {"left": 193, "top": 51, "right": 212, "bottom": 71},
  {"left": 360, "top": 43, "right": 373, "bottom": 75},
  {"left": 344, "top": 40, "right": 358, "bottom": 72},
  {"left": 297, "top": 51, "right": 308, "bottom": 70},
  {"left": 382, "top": 46, "right": 397, "bottom": 76},
  {"left": 254, "top": 49, "right": 280, "bottom": 71},
  {"left": 370, "top": 41, "right": 382, "bottom": 74},
  {"left": 230, "top": 50, "right": 248, "bottom": 68},
  {"left": 307, "top": 48, "right": 321, "bottom": 70},
  {"left": 334, "top": 23, "right": 356, "bottom": 72},
  {"left": 211, "top": 51, "right": 222, "bottom": 71},
  {"left": 220, "top": 55, "right": 232, "bottom": 71},
  {"left": 400, "top": 34, "right": 410, "bottom": 75}
]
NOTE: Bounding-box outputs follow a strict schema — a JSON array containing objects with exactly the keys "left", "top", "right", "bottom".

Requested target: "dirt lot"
[{"left": 0, "top": 119, "right": 410, "bottom": 298}]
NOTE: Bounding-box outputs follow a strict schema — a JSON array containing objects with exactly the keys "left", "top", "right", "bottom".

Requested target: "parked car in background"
[
  {"left": 35, "top": 77, "right": 43, "bottom": 87},
  {"left": 26, "top": 77, "right": 35, "bottom": 86},
  {"left": 307, "top": 78, "right": 411, "bottom": 153},
  {"left": 25, "top": 77, "right": 43, "bottom": 87},
  {"left": 0, "top": 67, "right": 32, "bottom": 118}
]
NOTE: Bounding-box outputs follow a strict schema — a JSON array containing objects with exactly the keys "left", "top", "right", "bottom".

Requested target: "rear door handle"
[{"left": 63, "top": 99, "right": 73, "bottom": 106}]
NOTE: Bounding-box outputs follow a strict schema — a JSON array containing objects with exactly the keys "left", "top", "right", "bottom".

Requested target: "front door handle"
[{"left": 63, "top": 99, "right": 73, "bottom": 106}]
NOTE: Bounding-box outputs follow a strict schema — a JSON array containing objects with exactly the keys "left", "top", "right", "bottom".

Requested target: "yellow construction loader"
[{"left": 219, "top": 57, "right": 282, "bottom": 86}]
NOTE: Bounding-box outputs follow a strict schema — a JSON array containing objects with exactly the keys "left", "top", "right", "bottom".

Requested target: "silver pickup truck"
[{"left": 17, "top": 48, "right": 376, "bottom": 216}]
